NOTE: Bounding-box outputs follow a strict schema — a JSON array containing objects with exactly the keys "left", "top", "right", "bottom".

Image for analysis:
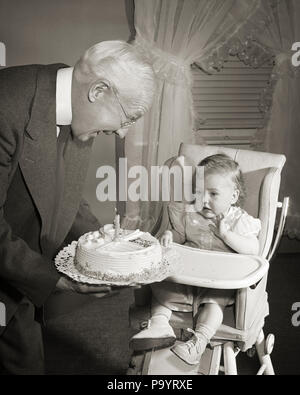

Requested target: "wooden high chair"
[{"left": 127, "top": 144, "right": 289, "bottom": 375}]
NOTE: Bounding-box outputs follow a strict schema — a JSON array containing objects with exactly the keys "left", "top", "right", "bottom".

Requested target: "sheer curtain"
[
  {"left": 122, "top": 0, "right": 264, "bottom": 231},
  {"left": 250, "top": 0, "right": 300, "bottom": 239}
]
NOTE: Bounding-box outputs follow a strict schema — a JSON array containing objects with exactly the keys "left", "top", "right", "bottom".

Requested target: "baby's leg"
[
  {"left": 194, "top": 303, "right": 225, "bottom": 352},
  {"left": 130, "top": 282, "right": 193, "bottom": 351},
  {"left": 129, "top": 296, "right": 176, "bottom": 351},
  {"left": 171, "top": 303, "right": 225, "bottom": 365},
  {"left": 196, "top": 302, "right": 225, "bottom": 335},
  {"left": 150, "top": 296, "right": 172, "bottom": 326},
  {"left": 129, "top": 289, "right": 180, "bottom": 351},
  {"left": 150, "top": 281, "right": 193, "bottom": 322},
  {"left": 194, "top": 288, "right": 235, "bottom": 347}
]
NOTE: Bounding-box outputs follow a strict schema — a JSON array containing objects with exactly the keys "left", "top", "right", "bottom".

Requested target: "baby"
[{"left": 130, "top": 154, "right": 261, "bottom": 365}]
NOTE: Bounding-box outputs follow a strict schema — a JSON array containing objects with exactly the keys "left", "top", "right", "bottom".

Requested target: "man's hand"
[
  {"left": 160, "top": 230, "right": 173, "bottom": 247},
  {"left": 56, "top": 276, "right": 113, "bottom": 298}
]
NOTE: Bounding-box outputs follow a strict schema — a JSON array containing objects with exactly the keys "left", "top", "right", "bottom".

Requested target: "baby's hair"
[{"left": 197, "top": 153, "right": 246, "bottom": 207}]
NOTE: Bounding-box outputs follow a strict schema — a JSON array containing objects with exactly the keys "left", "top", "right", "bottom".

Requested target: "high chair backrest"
[{"left": 165, "top": 144, "right": 286, "bottom": 259}]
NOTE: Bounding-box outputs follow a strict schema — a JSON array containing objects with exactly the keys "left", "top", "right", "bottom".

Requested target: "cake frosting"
[{"left": 74, "top": 224, "right": 163, "bottom": 281}]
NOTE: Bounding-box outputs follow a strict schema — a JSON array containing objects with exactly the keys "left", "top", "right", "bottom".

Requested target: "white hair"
[{"left": 75, "top": 41, "right": 156, "bottom": 118}]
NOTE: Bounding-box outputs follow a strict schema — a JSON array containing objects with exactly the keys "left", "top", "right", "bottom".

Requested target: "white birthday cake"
[{"left": 74, "top": 224, "right": 163, "bottom": 282}]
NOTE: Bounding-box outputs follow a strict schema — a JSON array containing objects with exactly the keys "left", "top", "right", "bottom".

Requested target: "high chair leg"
[
  {"left": 255, "top": 330, "right": 275, "bottom": 375},
  {"left": 223, "top": 342, "right": 237, "bottom": 375},
  {"left": 208, "top": 345, "right": 222, "bottom": 375}
]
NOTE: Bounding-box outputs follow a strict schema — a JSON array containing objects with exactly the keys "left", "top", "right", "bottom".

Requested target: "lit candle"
[{"left": 114, "top": 210, "right": 120, "bottom": 241}]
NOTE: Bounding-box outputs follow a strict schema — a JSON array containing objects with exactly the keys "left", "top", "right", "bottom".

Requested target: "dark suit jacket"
[{"left": 0, "top": 64, "right": 101, "bottom": 335}]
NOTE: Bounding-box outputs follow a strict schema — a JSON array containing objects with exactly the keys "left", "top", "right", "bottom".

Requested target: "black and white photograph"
[{"left": 0, "top": 0, "right": 300, "bottom": 378}]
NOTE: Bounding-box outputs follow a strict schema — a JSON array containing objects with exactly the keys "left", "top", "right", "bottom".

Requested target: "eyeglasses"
[{"left": 111, "top": 85, "right": 139, "bottom": 130}]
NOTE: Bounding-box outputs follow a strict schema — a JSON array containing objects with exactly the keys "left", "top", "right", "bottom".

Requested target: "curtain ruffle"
[
  {"left": 195, "top": 0, "right": 274, "bottom": 73},
  {"left": 133, "top": 35, "right": 192, "bottom": 86},
  {"left": 252, "top": 51, "right": 300, "bottom": 149}
]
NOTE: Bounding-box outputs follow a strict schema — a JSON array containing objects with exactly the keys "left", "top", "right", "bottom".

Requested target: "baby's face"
[{"left": 198, "top": 172, "right": 239, "bottom": 219}]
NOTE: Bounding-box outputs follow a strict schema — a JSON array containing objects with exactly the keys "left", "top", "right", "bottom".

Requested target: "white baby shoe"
[
  {"left": 130, "top": 319, "right": 176, "bottom": 351},
  {"left": 171, "top": 328, "right": 207, "bottom": 365}
]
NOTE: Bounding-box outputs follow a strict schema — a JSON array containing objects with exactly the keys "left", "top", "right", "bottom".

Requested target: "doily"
[{"left": 55, "top": 241, "right": 181, "bottom": 286}]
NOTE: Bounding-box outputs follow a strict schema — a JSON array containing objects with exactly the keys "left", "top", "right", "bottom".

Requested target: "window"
[{"left": 192, "top": 56, "right": 274, "bottom": 148}]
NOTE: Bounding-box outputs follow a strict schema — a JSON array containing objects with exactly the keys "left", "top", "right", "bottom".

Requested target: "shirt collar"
[{"left": 56, "top": 67, "right": 73, "bottom": 126}]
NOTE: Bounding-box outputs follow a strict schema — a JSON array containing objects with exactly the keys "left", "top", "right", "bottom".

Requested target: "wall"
[{"left": 0, "top": 0, "right": 131, "bottom": 224}]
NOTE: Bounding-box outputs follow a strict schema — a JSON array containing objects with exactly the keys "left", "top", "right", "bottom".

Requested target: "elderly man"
[{"left": 0, "top": 40, "right": 155, "bottom": 374}]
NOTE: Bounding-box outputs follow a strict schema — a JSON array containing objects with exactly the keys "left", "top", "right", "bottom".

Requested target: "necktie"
[{"left": 49, "top": 125, "right": 70, "bottom": 241}]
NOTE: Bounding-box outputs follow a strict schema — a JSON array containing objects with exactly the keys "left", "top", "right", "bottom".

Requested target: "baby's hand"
[
  {"left": 209, "top": 214, "right": 229, "bottom": 240},
  {"left": 160, "top": 230, "right": 173, "bottom": 247}
]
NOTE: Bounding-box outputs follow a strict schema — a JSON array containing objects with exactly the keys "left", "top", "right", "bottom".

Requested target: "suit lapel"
[
  {"left": 19, "top": 65, "right": 59, "bottom": 255},
  {"left": 19, "top": 64, "right": 94, "bottom": 256}
]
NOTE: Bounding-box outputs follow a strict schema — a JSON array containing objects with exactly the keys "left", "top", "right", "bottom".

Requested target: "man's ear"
[{"left": 88, "top": 80, "right": 110, "bottom": 103}]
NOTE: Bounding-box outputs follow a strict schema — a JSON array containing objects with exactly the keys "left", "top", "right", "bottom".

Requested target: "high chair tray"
[{"left": 166, "top": 243, "right": 269, "bottom": 289}]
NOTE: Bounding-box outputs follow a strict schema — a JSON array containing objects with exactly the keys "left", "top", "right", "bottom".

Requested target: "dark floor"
[{"left": 43, "top": 253, "right": 300, "bottom": 375}]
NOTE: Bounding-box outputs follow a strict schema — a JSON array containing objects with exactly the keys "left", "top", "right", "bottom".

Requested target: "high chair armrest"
[
  {"left": 235, "top": 275, "right": 268, "bottom": 331},
  {"left": 267, "top": 197, "right": 289, "bottom": 261},
  {"left": 258, "top": 167, "right": 284, "bottom": 258}
]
